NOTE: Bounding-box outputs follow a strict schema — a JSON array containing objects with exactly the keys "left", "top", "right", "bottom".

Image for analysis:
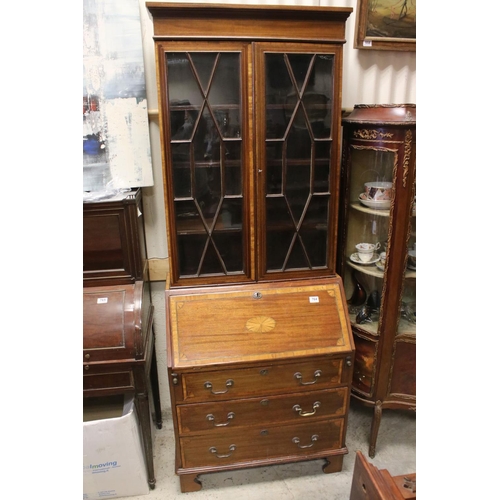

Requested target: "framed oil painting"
[
  {"left": 83, "top": 0, "right": 154, "bottom": 192},
  {"left": 354, "top": 0, "right": 416, "bottom": 51}
]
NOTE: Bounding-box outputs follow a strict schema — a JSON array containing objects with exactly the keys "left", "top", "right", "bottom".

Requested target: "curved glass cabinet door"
[
  {"left": 343, "top": 146, "right": 394, "bottom": 333},
  {"left": 400, "top": 204, "right": 416, "bottom": 335}
]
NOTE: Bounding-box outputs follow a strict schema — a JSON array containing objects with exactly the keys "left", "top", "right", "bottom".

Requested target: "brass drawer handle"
[
  {"left": 209, "top": 444, "right": 236, "bottom": 459},
  {"left": 204, "top": 379, "right": 234, "bottom": 395},
  {"left": 293, "top": 401, "right": 321, "bottom": 417},
  {"left": 206, "top": 412, "right": 235, "bottom": 427},
  {"left": 294, "top": 370, "right": 322, "bottom": 385},
  {"left": 292, "top": 434, "right": 319, "bottom": 449}
]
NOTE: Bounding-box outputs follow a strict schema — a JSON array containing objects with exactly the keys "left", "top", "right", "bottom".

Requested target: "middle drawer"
[
  {"left": 177, "top": 387, "right": 348, "bottom": 436},
  {"left": 178, "top": 357, "right": 343, "bottom": 403}
]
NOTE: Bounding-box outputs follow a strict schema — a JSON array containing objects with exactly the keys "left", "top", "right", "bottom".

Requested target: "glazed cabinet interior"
[
  {"left": 147, "top": 3, "right": 354, "bottom": 493},
  {"left": 337, "top": 104, "right": 416, "bottom": 458}
]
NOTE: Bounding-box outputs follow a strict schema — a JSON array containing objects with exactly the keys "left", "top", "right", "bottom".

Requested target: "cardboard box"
[{"left": 83, "top": 395, "right": 149, "bottom": 499}]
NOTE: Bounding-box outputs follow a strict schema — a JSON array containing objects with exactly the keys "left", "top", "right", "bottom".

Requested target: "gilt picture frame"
[{"left": 354, "top": 0, "right": 416, "bottom": 51}]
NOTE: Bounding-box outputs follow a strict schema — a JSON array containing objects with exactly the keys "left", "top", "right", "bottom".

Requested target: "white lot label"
[
  {"left": 309, "top": 296, "right": 319, "bottom": 303},
  {"left": 97, "top": 297, "right": 108, "bottom": 304}
]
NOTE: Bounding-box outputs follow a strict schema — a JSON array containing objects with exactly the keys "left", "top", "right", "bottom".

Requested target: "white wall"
[{"left": 136, "top": 0, "right": 416, "bottom": 414}]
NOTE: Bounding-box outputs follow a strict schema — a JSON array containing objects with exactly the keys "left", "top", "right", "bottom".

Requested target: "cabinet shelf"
[
  {"left": 350, "top": 202, "right": 390, "bottom": 217},
  {"left": 347, "top": 260, "right": 416, "bottom": 279},
  {"left": 177, "top": 218, "right": 242, "bottom": 235},
  {"left": 349, "top": 312, "right": 416, "bottom": 338}
]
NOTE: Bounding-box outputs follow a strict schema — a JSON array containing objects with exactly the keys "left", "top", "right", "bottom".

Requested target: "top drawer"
[{"left": 174, "top": 357, "right": 346, "bottom": 403}]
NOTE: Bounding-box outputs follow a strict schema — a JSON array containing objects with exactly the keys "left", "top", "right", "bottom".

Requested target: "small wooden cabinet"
[
  {"left": 83, "top": 188, "right": 148, "bottom": 287},
  {"left": 337, "top": 104, "right": 416, "bottom": 457},
  {"left": 165, "top": 278, "right": 354, "bottom": 492},
  {"left": 83, "top": 282, "right": 162, "bottom": 488}
]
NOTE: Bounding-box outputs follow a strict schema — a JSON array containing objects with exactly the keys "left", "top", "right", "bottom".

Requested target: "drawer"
[
  {"left": 351, "top": 334, "right": 377, "bottom": 397},
  {"left": 180, "top": 418, "right": 344, "bottom": 469},
  {"left": 178, "top": 357, "right": 344, "bottom": 403},
  {"left": 177, "top": 387, "right": 348, "bottom": 436},
  {"left": 83, "top": 371, "right": 134, "bottom": 393}
]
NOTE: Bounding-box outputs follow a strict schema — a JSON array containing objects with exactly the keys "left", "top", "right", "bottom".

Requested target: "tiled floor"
[{"left": 131, "top": 399, "right": 416, "bottom": 499}]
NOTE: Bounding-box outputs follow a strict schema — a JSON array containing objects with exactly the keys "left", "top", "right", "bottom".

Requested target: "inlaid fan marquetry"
[{"left": 245, "top": 316, "right": 276, "bottom": 333}]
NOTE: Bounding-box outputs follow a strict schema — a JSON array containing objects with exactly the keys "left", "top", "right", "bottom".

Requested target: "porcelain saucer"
[
  {"left": 358, "top": 193, "right": 391, "bottom": 210},
  {"left": 350, "top": 252, "right": 380, "bottom": 265}
]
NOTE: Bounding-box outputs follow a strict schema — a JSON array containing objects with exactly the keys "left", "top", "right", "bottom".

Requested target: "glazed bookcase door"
[
  {"left": 158, "top": 42, "right": 253, "bottom": 285},
  {"left": 254, "top": 43, "right": 343, "bottom": 281}
]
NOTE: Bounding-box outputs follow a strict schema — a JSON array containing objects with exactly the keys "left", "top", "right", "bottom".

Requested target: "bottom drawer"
[{"left": 180, "top": 418, "right": 344, "bottom": 469}]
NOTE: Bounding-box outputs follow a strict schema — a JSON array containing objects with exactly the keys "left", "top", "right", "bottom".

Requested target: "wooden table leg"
[
  {"left": 150, "top": 341, "right": 163, "bottom": 429},
  {"left": 135, "top": 371, "right": 156, "bottom": 489},
  {"left": 369, "top": 400, "right": 383, "bottom": 458}
]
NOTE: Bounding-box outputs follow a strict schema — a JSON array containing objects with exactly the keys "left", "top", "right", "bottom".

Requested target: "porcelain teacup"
[
  {"left": 379, "top": 251, "right": 387, "bottom": 266},
  {"left": 355, "top": 242, "right": 380, "bottom": 262}
]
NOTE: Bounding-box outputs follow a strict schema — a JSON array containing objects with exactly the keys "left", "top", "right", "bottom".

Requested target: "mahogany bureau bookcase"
[
  {"left": 83, "top": 188, "right": 162, "bottom": 489},
  {"left": 147, "top": 3, "right": 355, "bottom": 492}
]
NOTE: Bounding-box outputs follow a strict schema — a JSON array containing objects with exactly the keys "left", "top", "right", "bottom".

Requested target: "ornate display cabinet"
[
  {"left": 147, "top": 2, "right": 355, "bottom": 492},
  {"left": 337, "top": 104, "right": 416, "bottom": 458}
]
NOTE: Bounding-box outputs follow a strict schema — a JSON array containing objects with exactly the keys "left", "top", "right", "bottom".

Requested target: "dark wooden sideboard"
[
  {"left": 83, "top": 188, "right": 148, "bottom": 287},
  {"left": 83, "top": 188, "right": 162, "bottom": 489}
]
